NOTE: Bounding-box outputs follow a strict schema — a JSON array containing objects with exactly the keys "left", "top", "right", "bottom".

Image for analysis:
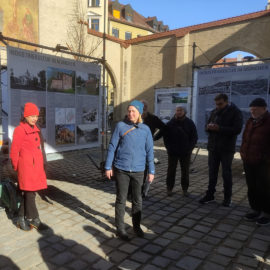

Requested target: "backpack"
[{"left": 0, "top": 179, "right": 21, "bottom": 217}]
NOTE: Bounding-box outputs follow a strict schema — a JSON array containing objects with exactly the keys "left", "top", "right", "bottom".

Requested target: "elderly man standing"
[
  {"left": 163, "top": 106, "right": 198, "bottom": 197},
  {"left": 240, "top": 98, "right": 270, "bottom": 226},
  {"left": 199, "top": 93, "right": 243, "bottom": 206}
]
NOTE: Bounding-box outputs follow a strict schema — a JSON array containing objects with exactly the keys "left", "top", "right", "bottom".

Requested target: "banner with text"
[
  {"left": 193, "top": 64, "right": 270, "bottom": 144},
  {"left": 7, "top": 46, "right": 101, "bottom": 153}
]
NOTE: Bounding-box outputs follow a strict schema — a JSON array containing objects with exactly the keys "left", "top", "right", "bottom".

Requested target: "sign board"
[
  {"left": 7, "top": 46, "right": 101, "bottom": 154},
  {"left": 193, "top": 64, "right": 270, "bottom": 144},
  {"left": 154, "top": 87, "right": 191, "bottom": 123}
]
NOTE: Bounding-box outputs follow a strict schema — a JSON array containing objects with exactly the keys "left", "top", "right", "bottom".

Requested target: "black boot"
[
  {"left": 29, "top": 217, "right": 49, "bottom": 231},
  {"left": 116, "top": 229, "right": 129, "bottom": 241},
  {"left": 132, "top": 212, "right": 144, "bottom": 237},
  {"left": 29, "top": 217, "right": 41, "bottom": 229},
  {"left": 17, "top": 216, "right": 31, "bottom": 231}
]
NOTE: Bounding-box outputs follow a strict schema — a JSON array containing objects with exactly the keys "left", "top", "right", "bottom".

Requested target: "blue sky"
[
  {"left": 119, "top": 0, "right": 268, "bottom": 57},
  {"left": 119, "top": 0, "right": 268, "bottom": 30}
]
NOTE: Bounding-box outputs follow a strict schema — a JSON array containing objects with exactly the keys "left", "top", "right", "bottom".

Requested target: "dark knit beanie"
[{"left": 249, "top": 98, "right": 267, "bottom": 107}]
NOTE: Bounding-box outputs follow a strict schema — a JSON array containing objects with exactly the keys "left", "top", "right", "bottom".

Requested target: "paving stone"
[
  {"left": 109, "top": 250, "right": 129, "bottom": 263},
  {"left": 209, "top": 254, "right": 231, "bottom": 266},
  {"left": 193, "top": 225, "right": 211, "bottom": 234},
  {"left": 223, "top": 238, "right": 244, "bottom": 249},
  {"left": 178, "top": 218, "right": 197, "bottom": 228},
  {"left": 92, "top": 258, "right": 114, "bottom": 270},
  {"left": 118, "top": 243, "right": 138, "bottom": 254},
  {"left": 189, "top": 249, "right": 209, "bottom": 259},
  {"left": 176, "top": 256, "right": 202, "bottom": 270},
  {"left": 143, "top": 244, "right": 163, "bottom": 254},
  {"left": 152, "top": 256, "right": 171, "bottom": 268},
  {"left": 217, "top": 246, "right": 238, "bottom": 257},
  {"left": 236, "top": 255, "right": 259, "bottom": 268},
  {"left": 200, "top": 262, "right": 225, "bottom": 270},
  {"left": 69, "top": 259, "right": 88, "bottom": 270},
  {"left": 186, "top": 230, "right": 204, "bottom": 240},
  {"left": 162, "top": 249, "right": 182, "bottom": 260},
  {"left": 142, "top": 265, "right": 163, "bottom": 270},
  {"left": 162, "top": 232, "right": 180, "bottom": 240},
  {"left": 216, "top": 224, "right": 234, "bottom": 232},
  {"left": 203, "top": 235, "right": 222, "bottom": 245},
  {"left": 231, "top": 263, "right": 254, "bottom": 270},
  {"left": 230, "top": 232, "right": 249, "bottom": 241},
  {"left": 196, "top": 242, "right": 214, "bottom": 252},
  {"left": 118, "top": 259, "right": 141, "bottom": 270},
  {"left": 153, "top": 237, "right": 171, "bottom": 247},
  {"left": 241, "top": 248, "right": 265, "bottom": 258},
  {"left": 131, "top": 251, "right": 152, "bottom": 263},
  {"left": 50, "top": 251, "right": 75, "bottom": 265},
  {"left": 249, "top": 239, "right": 269, "bottom": 252},
  {"left": 209, "top": 230, "right": 227, "bottom": 239}
]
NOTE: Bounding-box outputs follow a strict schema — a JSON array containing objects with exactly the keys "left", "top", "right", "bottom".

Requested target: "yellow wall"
[{"left": 109, "top": 20, "right": 152, "bottom": 40}]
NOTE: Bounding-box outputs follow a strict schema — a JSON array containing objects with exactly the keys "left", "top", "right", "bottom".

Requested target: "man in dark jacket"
[
  {"left": 141, "top": 100, "right": 166, "bottom": 140},
  {"left": 240, "top": 98, "right": 270, "bottom": 226},
  {"left": 163, "top": 106, "right": 198, "bottom": 197},
  {"left": 199, "top": 93, "right": 243, "bottom": 206}
]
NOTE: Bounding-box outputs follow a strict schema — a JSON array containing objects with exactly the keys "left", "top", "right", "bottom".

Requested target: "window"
[
  {"left": 125, "top": 32, "right": 132, "bottom": 40},
  {"left": 125, "top": 13, "right": 132, "bottom": 22},
  {"left": 91, "top": 19, "right": 99, "bottom": 31},
  {"left": 112, "top": 28, "right": 119, "bottom": 38},
  {"left": 89, "top": 0, "right": 100, "bottom": 7}
]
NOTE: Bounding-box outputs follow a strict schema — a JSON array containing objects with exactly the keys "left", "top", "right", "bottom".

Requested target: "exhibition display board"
[
  {"left": 7, "top": 46, "right": 101, "bottom": 153},
  {"left": 193, "top": 63, "right": 270, "bottom": 144},
  {"left": 154, "top": 87, "right": 191, "bottom": 123}
]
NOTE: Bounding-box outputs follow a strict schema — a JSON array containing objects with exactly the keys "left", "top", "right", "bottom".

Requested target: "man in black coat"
[
  {"left": 163, "top": 106, "right": 198, "bottom": 197},
  {"left": 199, "top": 93, "right": 243, "bottom": 207}
]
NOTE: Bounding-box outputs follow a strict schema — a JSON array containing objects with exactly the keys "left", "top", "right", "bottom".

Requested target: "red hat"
[{"left": 23, "top": 103, "right": 39, "bottom": 117}]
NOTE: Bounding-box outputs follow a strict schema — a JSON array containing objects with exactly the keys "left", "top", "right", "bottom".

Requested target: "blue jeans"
[
  {"left": 207, "top": 151, "right": 234, "bottom": 200},
  {"left": 114, "top": 168, "right": 144, "bottom": 230}
]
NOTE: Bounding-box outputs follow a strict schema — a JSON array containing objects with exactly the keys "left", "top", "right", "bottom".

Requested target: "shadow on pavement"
[{"left": 38, "top": 185, "right": 115, "bottom": 233}]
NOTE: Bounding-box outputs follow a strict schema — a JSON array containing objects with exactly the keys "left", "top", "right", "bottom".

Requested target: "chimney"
[{"left": 266, "top": 0, "right": 270, "bottom": 10}]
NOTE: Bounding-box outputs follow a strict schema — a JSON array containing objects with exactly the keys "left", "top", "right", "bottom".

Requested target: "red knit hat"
[{"left": 23, "top": 103, "right": 39, "bottom": 117}]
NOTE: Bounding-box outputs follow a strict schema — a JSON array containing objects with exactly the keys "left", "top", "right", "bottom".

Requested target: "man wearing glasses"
[{"left": 199, "top": 93, "right": 243, "bottom": 207}]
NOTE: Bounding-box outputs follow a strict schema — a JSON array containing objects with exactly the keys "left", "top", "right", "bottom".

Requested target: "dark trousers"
[
  {"left": 18, "top": 191, "right": 39, "bottom": 219},
  {"left": 166, "top": 153, "right": 191, "bottom": 191},
  {"left": 207, "top": 151, "right": 234, "bottom": 199},
  {"left": 114, "top": 168, "right": 144, "bottom": 231},
  {"left": 244, "top": 161, "right": 270, "bottom": 214}
]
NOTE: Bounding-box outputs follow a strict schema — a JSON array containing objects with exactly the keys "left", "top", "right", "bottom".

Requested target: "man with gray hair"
[{"left": 163, "top": 106, "right": 198, "bottom": 197}]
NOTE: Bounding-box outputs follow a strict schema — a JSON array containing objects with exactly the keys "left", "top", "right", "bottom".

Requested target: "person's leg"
[
  {"left": 131, "top": 171, "right": 144, "bottom": 237},
  {"left": 114, "top": 169, "right": 130, "bottom": 237},
  {"left": 206, "top": 151, "right": 220, "bottom": 198},
  {"left": 142, "top": 165, "right": 148, "bottom": 198},
  {"left": 17, "top": 191, "right": 31, "bottom": 231},
  {"left": 256, "top": 160, "right": 270, "bottom": 225},
  {"left": 243, "top": 163, "right": 261, "bottom": 212},
  {"left": 180, "top": 153, "right": 191, "bottom": 193},
  {"left": 18, "top": 190, "right": 25, "bottom": 217},
  {"left": 220, "top": 152, "right": 234, "bottom": 205},
  {"left": 166, "top": 155, "right": 178, "bottom": 193},
  {"left": 25, "top": 191, "right": 39, "bottom": 220}
]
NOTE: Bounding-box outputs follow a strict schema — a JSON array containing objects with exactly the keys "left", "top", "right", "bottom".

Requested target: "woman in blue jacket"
[{"left": 105, "top": 100, "right": 155, "bottom": 240}]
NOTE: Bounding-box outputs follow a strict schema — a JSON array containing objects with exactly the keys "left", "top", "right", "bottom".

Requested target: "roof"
[
  {"left": 125, "top": 9, "right": 270, "bottom": 45},
  {"left": 87, "top": 9, "right": 270, "bottom": 48},
  {"left": 108, "top": 0, "right": 157, "bottom": 32}
]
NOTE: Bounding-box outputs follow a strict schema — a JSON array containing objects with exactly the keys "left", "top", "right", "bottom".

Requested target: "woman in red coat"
[{"left": 10, "top": 102, "right": 47, "bottom": 231}]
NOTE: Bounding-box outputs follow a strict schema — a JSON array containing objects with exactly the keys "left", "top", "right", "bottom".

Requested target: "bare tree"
[{"left": 66, "top": 0, "right": 103, "bottom": 61}]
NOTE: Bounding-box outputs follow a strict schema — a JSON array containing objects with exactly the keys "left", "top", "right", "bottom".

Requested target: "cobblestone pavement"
[{"left": 1, "top": 145, "right": 270, "bottom": 270}]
